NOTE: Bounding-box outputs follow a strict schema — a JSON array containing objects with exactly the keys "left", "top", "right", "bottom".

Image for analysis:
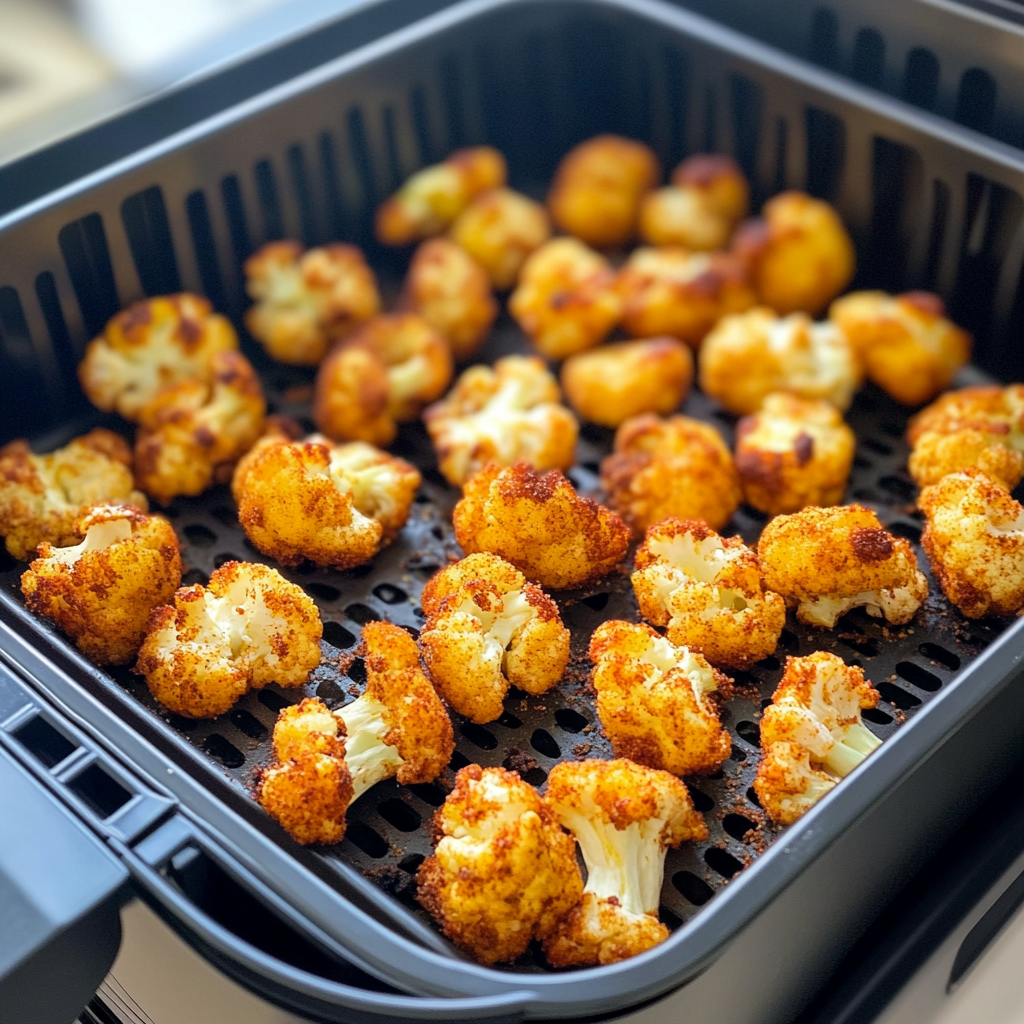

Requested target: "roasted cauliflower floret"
[
  {"left": 453, "top": 462, "right": 630, "bottom": 590},
  {"left": 399, "top": 238, "right": 497, "bottom": 361},
  {"left": 271, "top": 696, "right": 347, "bottom": 762},
  {"left": 375, "top": 146, "right": 507, "bottom": 245},
  {"left": 753, "top": 742, "right": 838, "bottom": 827},
  {"left": 542, "top": 758, "right": 707, "bottom": 967},
  {"left": 508, "top": 238, "right": 623, "bottom": 360},
  {"left": 638, "top": 153, "right": 750, "bottom": 250},
  {"left": 732, "top": 191, "right": 855, "bottom": 315},
  {"left": 313, "top": 313, "right": 453, "bottom": 446},
  {"left": 600, "top": 414, "right": 741, "bottom": 536},
  {"left": 416, "top": 764, "right": 584, "bottom": 965},
  {"left": 616, "top": 248, "right": 756, "bottom": 347},
  {"left": 547, "top": 135, "right": 661, "bottom": 248},
  {"left": 232, "top": 432, "right": 420, "bottom": 568},
  {"left": 700, "top": 307, "right": 863, "bottom": 415},
  {"left": 830, "top": 290, "right": 971, "bottom": 407},
  {"left": 243, "top": 241, "right": 381, "bottom": 365},
  {"left": 0, "top": 428, "right": 146, "bottom": 561},
  {"left": 449, "top": 188, "right": 552, "bottom": 289},
  {"left": 734, "top": 392, "right": 856, "bottom": 515},
  {"left": 906, "top": 385, "right": 1024, "bottom": 490},
  {"left": 259, "top": 751, "right": 354, "bottom": 846},
  {"left": 590, "top": 621, "right": 732, "bottom": 775},
  {"left": 133, "top": 350, "right": 265, "bottom": 505},
  {"left": 21, "top": 505, "right": 181, "bottom": 665},
  {"left": 423, "top": 355, "right": 578, "bottom": 486},
  {"left": 136, "top": 561, "right": 322, "bottom": 719},
  {"left": 919, "top": 470, "right": 1024, "bottom": 618},
  {"left": 419, "top": 553, "right": 570, "bottom": 724},
  {"left": 78, "top": 294, "right": 238, "bottom": 419},
  {"left": 758, "top": 504, "right": 928, "bottom": 628},
  {"left": 632, "top": 518, "right": 785, "bottom": 668}
]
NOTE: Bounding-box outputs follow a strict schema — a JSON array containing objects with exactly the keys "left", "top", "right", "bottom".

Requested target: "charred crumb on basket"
[
  {"left": 363, "top": 865, "right": 417, "bottom": 901},
  {"left": 503, "top": 747, "right": 539, "bottom": 775}
]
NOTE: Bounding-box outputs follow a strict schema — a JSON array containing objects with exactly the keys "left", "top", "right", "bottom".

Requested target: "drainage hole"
[
  {"left": 323, "top": 622, "right": 357, "bottom": 649},
  {"left": 746, "top": 786, "right": 761, "bottom": 808},
  {"left": 450, "top": 750, "right": 471, "bottom": 770},
  {"left": 181, "top": 568, "right": 209, "bottom": 587},
  {"left": 183, "top": 524, "right": 217, "bottom": 547},
  {"left": 202, "top": 734, "right": 245, "bottom": 769},
  {"left": 523, "top": 766, "right": 548, "bottom": 786},
  {"left": 895, "top": 661, "right": 942, "bottom": 692},
  {"left": 673, "top": 871, "right": 714, "bottom": 906},
  {"left": 919, "top": 642, "right": 960, "bottom": 671},
  {"left": 779, "top": 629, "right": 799, "bottom": 651},
  {"left": 879, "top": 474, "right": 916, "bottom": 502},
  {"left": 861, "top": 438, "right": 893, "bottom": 456},
  {"left": 377, "top": 798, "right": 422, "bottom": 832},
  {"left": 229, "top": 709, "right": 268, "bottom": 741},
  {"left": 839, "top": 633, "right": 879, "bottom": 658},
  {"left": 307, "top": 583, "right": 342, "bottom": 602},
  {"left": 213, "top": 552, "right": 239, "bottom": 569},
  {"left": 210, "top": 505, "right": 238, "bottom": 527},
  {"left": 461, "top": 723, "right": 498, "bottom": 750},
  {"left": 876, "top": 681, "right": 923, "bottom": 710},
  {"left": 755, "top": 655, "right": 781, "bottom": 671},
  {"left": 497, "top": 711, "right": 523, "bottom": 729},
  {"left": 346, "top": 821, "right": 389, "bottom": 858},
  {"left": 401, "top": 625, "right": 420, "bottom": 641},
  {"left": 581, "top": 592, "right": 610, "bottom": 611},
  {"left": 687, "top": 786, "right": 714, "bottom": 813},
  {"left": 862, "top": 706, "right": 894, "bottom": 725},
  {"left": 853, "top": 455, "right": 873, "bottom": 469},
  {"left": 398, "top": 853, "right": 425, "bottom": 874},
  {"left": 347, "top": 658, "right": 367, "bottom": 686},
  {"left": 530, "top": 729, "right": 561, "bottom": 759},
  {"left": 345, "top": 603, "right": 379, "bottom": 626},
  {"left": 889, "top": 521, "right": 923, "bottom": 545},
  {"left": 722, "top": 813, "right": 759, "bottom": 843},
  {"left": 705, "top": 847, "right": 744, "bottom": 879},
  {"left": 373, "top": 583, "right": 407, "bottom": 605},
  {"left": 406, "top": 782, "right": 447, "bottom": 807},
  {"left": 660, "top": 906, "right": 684, "bottom": 931},
  {"left": 554, "top": 708, "right": 589, "bottom": 733},
  {"left": 735, "top": 721, "right": 761, "bottom": 747},
  {"left": 257, "top": 689, "right": 292, "bottom": 713}
]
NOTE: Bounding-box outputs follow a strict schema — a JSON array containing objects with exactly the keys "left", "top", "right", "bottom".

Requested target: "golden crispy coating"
[
  {"left": 78, "top": 294, "right": 239, "bottom": 420},
  {"left": 616, "top": 248, "right": 756, "bottom": 347},
  {"left": 632, "top": 518, "right": 785, "bottom": 668},
  {"left": 590, "top": 620, "right": 732, "bottom": 775},
  {"left": 638, "top": 154, "right": 750, "bottom": 250},
  {"left": 243, "top": 241, "right": 381, "bottom": 365},
  {"left": 419, "top": 553, "right": 570, "bottom": 723},
  {"left": 399, "top": 238, "right": 497, "bottom": 361},
  {"left": 758, "top": 504, "right": 928, "bottom": 628},
  {"left": 313, "top": 314, "right": 453, "bottom": 445},
  {"left": 417, "top": 765, "right": 583, "bottom": 965},
  {"left": 508, "top": 238, "right": 622, "bottom": 359},
  {"left": 753, "top": 742, "right": 838, "bottom": 826},
  {"left": 424, "top": 355, "right": 578, "bottom": 486},
  {"left": 600, "top": 414, "right": 741, "bottom": 536},
  {"left": 272, "top": 696, "right": 345, "bottom": 762},
  {"left": 732, "top": 191, "right": 855, "bottom": 315},
  {"left": 21, "top": 505, "right": 181, "bottom": 666},
  {"left": 735, "top": 392, "right": 855, "bottom": 515},
  {"left": 830, "top": 291, "right": 971, "bottom": 407},
  {"left": 542, "top": 758, "right": 706, "bottom": 967},
  {"left": 136, "top": 561, "right": 322, "bottom": 719},
  {"left": 134, "top": 350, "right": 265, "bottom": 505},
  {"left": 0, "top": 429, "right": 146, "bottom": 561},
  {"left": 560, "top": 338, "right": 693, "bottom": 428},
  {"left": 906, "top": 385, "right": 1024, "bottom": 490},
  {"left": 919, "top": 470, "right": 1024, "bottom": 618},
  {"left": 453, "top": 462, "right": 630, "bottom": 590},
  {"left": 258, "top": 752, "right": 354, "bottom": 845},
  {"left": 450, "top": 188, "right": 552, "bottom": 289},
  {"left": 547, "top": 135, "right": 661, "bottom": 248},
  {"left": 232, "top": 432, "right": 420, "bottom": 568},
  {"left": 375, "top": 147, "right": 507, "bottom": 246},
  {"left": 700, "top": 307, "right": 863, "bottom": 415}
]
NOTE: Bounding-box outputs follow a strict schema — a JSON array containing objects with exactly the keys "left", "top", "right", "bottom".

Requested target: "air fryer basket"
[{"left": 2, "top": 1, "right": 1024, "bottom": 1022}]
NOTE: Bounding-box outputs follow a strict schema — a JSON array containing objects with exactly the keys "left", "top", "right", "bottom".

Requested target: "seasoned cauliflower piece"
[
  {"left": 232, "top": 432, "right": 420, "bottom": 568},
  {"left": 508, "top": 238, "right": 622, "bottom": 360},
  {"left": 272, "top": 696, "right": 346, "bottom": 762},
  {"left": 453, "top": 462, "right": 630, "bottom": 590},
  {"left": 419, "top": 553, "right": 570, "bottom": 724},
  {"left": 735, "top": 392, "right": 855, "bottom": 515},
  {"left": 0, "top": 428, "right": 146, "bottom": 561},
  {"left": 632, "top": 518, "right": 785, "bottom": 668},
  {"left": 700, "top": 307, "right": 863, "bottom": 415},
  {"left": 78, "top": 294, "right": 238, "bottom": 419},
  {"left": 758, "top": 504, "right": 928, "bottom": 627},
  {"left": 590, "top": 620, "right": 732, "bottom": 775},
  {"left": 399, "top": 238, "right": 497, "bottom": 360},
  {"left": 450, "top": 188, "right": 552, "bottom": 289},
  {"left": 134, "top": 350, "right": 265, "bottom": 505},
  {"left": 761, "top": 652, "right": 881, "bottom": 778},
  {"left": 417, "top": 764, "right": 583, "bottom": 965},
  {"left": 547, "top": 135, "right": 661, "bottom": 248},
  {"left": 423, "top": 355, "right": 578, "bottom": 486},
  {"left": 243, "top": 241, "right": 381, "bottom": 365},
  {"left": 919, "top": 470, "right": 1024, "bottom": 618},
  {"left": 616, "top": 248, "right": 756, "bottom": 347},
  {"left": 259, "top": 752, "right": 354, "bottom": 846},
  {"left": 375, "top": 147, "right": 507, "bottom": 245},
  {"left": 906, "top": 385, "right": 1024, "bottom": 490},
  {"left": 136, "top": 561, "right": 322, "bottom": 719},
  {"left": 561, "top": 338, "right": 692, "bottom": 428},
  {"left": 600, "top": 414, "right": 741, "bottom": 536},
  {"left": 754, "top": 742, "right": 838, "bottom": 826},
  {"left": 21, "top": 505, "right": 181, "bottom": 665},
  {"left": 542, "top": 758, "right": 707, "bottom": 967},
  {"left": 638, "top": 153, "right": 750, "bottom": 250},
  {"left": 314, "top": 314, "right": 453, "bottom": 446},
  {"left": 732, "top": 191, "right": 855, "bottom": 315}
]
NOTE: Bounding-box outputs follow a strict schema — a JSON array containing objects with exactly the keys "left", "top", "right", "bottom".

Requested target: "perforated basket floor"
[{"left": 0, "top": 311, "right": 1011, "bottom": 973}]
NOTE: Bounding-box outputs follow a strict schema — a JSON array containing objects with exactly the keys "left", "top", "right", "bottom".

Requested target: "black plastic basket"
[{"left": 2, "top": 2, "right": 1024, "bottom": 1022}]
